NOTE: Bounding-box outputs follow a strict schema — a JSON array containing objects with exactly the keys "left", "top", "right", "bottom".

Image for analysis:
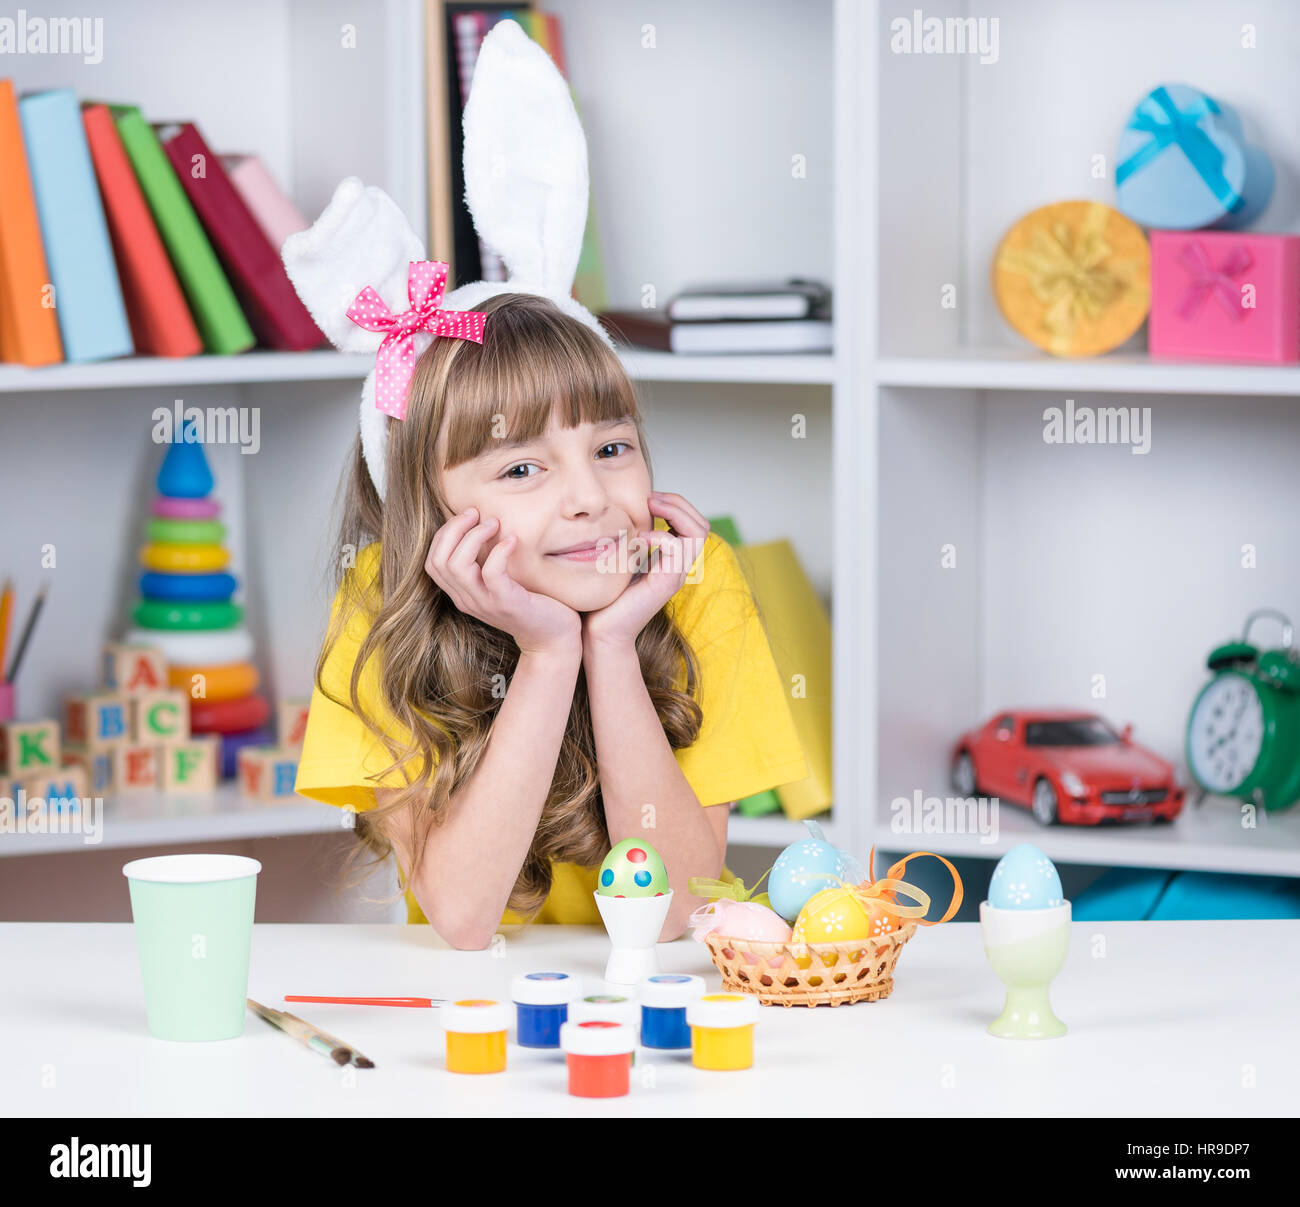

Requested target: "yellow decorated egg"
[{"left": 792, "top": 887, "right": 900, "bottom": 943}]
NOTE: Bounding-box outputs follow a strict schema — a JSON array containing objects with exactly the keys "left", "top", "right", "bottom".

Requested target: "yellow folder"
[{"left": 735, "top": 540, "right": 832, "bottom": 820}]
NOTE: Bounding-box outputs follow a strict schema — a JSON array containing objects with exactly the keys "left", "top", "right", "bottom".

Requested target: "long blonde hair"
[{"left": 322, "top": 292, "right": 704, "bottom": 917}]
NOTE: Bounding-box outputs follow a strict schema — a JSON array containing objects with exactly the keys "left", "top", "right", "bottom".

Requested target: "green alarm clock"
[{"left": 1186, "top": 609, "right": 1300, "bottom": 812}]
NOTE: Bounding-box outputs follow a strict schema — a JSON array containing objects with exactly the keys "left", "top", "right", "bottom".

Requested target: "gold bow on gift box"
[{"left": 993, "top": 200, "right": 1150, "bottom": 357}]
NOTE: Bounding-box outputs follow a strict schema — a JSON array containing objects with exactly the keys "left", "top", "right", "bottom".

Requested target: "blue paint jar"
[
  {"left": 637, "top": 973, "right": 706, "bottom": 1049},
  {"left": 511, "top": 972, "right": 578, "bottom": 1048}
]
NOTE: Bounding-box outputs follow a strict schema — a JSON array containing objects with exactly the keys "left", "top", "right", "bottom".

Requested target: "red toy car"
[{"left": 950, "top": 710, "right": 1185, "bottom": 825}]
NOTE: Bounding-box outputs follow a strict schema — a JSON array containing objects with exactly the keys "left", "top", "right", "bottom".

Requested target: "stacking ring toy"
[
  {"left": 139, "top": 571, "right": 237, "bottom": 603},
  {"left": 125, "top": 626, "right": 253, "bottom": 665},
  {"left": 190, "top": 694, "right": 271, "bottom": 734},
  {"left": 133, "top": 600, "right": 242, "bottom": 631},
  {"left": 152, "top": 496, "right": 220, "bottom": 520},
  {"left": 146, "top": 518, "right": 226, "bottom": 545},
  {"left": 168, "top": 661, "right": 259, "bottom": 701},
  {"left": 140, "top": 542, "right": 229, "bottom": 573}
]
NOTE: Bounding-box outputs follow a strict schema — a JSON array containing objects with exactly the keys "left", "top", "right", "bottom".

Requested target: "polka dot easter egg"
[
  {"left": 987, "top": 843, "right": 1064, "bottom": 910},
  {"left": 768, "top": 837, "right": 848, "bottom": 923},
  {"left": 597, "top": 839, "right": 669, "bottom": 897}
]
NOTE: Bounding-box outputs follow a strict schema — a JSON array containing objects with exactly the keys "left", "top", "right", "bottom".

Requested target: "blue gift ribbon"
[{"left": 1115, "top": 85, "right": 1242, "bottom": 212}]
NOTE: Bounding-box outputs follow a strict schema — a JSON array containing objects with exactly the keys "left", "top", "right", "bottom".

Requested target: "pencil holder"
[{"left": 0, "top": 682, "right": 13, "bottom": 724}]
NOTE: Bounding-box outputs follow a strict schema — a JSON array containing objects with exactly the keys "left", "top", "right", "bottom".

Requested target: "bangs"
[{"left": 437, "top": 296, "right": 639, "bottom": 471}]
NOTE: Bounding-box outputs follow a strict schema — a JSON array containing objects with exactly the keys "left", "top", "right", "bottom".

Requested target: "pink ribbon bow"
[
  {"left": 346, "top": 261, "right": 488, "bottom": 420},
  {"left": 1176, "top": 240, "right": 1254, "bottom": 322}
]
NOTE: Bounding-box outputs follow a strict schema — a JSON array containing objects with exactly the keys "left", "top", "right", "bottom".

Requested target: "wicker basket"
[{"left": 701, "top": 921, "right": 919, "bottom": 1007}]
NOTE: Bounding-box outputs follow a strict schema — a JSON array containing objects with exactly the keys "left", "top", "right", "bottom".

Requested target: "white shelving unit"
[
  {"left": 8, "top": 0, "right": 1296, "bottom": 921},
  {"left": 863, "top": 0, "right": 1300, "bottom": 879}
]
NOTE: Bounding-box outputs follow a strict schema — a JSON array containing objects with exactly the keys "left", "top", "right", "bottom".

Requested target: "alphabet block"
[
  {"left": 276, "top": 696, "right": 310, "bottom": 747},
  {"left": 159, "top": 736, "right": 219, "bottom": 793},
  {"left": 130, "top": 689, "right": 190, "bottom": 742},
  {"left": 62, "top": 746, "right": 116, "bottom": 795},
  {"left": 102, "top": 642, "right": 168, "bottom": 694},
  {"left": 20, "top": 762, "right": 89, "bottom": 815},
  {"left": 112, "top": 743, "right": 161, "bottom": 793},
  {"left": 64, "top": 693, "right": 132, "bottom": 749},
  {"left": 1, "top": 718, "right": 61, "bottom": 776},
  {"left": 237, "top": 745, "right": 300, "bottom": 801}
]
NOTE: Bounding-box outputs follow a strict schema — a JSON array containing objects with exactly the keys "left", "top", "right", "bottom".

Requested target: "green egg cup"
[{"left": 979, "top": 900, "right": 1070, "bottom": 1039}]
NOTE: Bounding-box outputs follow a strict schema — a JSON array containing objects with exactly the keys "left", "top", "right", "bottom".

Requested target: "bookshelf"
[
  {"left": 0, "top": 0, "right": 838, "bottom": 923},
  {"left": 8, "top": 0, "right": 1293, "bottom": 926}
]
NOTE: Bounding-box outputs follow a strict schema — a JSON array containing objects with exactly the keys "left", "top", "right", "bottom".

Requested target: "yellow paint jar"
[
  {"left": 442, "top": 999, "right": 508, "bottom": 1074},
  {"left": 686, "top": 992, "right": 761, "bottom": 1070}
]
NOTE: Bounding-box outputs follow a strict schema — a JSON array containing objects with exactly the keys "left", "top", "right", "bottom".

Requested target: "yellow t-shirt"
[{"left": 294, "top": 526, "right": 809, "bottom": 926}]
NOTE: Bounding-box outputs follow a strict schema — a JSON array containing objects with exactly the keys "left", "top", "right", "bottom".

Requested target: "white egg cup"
[
  {"left": 979, "top": 900, "right": 1070, "bottom": 1039},
  {"left": 593, "top": 890, "right": 673, "bottom": 986}
]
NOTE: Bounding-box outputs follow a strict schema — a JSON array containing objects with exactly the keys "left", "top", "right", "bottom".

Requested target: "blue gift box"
[{"left": 1115, "top": 82, "right": 1274, "bottom": 231}]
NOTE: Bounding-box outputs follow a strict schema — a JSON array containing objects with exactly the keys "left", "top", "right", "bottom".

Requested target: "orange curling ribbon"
[{"left": 861, "top": 845, "right": 964, "bottom": 927}]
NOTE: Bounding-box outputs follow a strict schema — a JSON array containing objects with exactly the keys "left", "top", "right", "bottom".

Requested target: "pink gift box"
[{"left": 1149, "top": 230, "right": 1300, "bottom": 363}]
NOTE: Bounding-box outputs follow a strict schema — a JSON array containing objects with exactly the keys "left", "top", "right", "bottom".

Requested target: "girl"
[{"left": 293, "top": 291, "right": 810, "bottom": 948}]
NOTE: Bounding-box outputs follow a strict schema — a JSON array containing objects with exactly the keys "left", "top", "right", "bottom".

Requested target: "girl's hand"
[
  {"left": 425, "top": 507, "right": 582, "bottom": 657},
  {"left": 582, "top": 492, "right": 709, "bottom": 650}
]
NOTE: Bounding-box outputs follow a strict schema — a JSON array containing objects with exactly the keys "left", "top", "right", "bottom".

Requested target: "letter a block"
[
  {"left": 102, "top": 642, "right": 168, "bottom": 694},
  {"left": 159, "top": 736, "right": 219, "bottom": 794}
]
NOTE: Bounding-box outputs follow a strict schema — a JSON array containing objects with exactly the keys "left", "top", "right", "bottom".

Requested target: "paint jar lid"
[
  {"left": 571, "top": 994, "right": 639, "bottom": 1028},
  {"left": 560, "top": 1020, "right": 636, "bottom": 1057},
  {"left": 511, "top": 971, "right": 580, "bottom": 1005},
  {"left": 637, "top": 972, "right": 706, "bottom": 1008},
  {"left": 442, "top": 998, "right": 508, "bottom": 1033},
  {"left": 686, "top": 992, "right": 761, "bottom": 1029}
]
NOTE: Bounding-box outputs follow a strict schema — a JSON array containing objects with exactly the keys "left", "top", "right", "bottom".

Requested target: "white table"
[{"left": 3, "top": 920, "right": 1296, "bottom": 1117}]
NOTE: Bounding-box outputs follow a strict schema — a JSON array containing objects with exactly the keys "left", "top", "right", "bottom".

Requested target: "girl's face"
[{"left": 436, "top": 414, "right": 652, "bottom": 613}]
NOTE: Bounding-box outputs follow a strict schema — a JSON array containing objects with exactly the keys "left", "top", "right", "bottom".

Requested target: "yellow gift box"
[{"left": 992, "top": 200, "right": 1150, "bottom": 357}]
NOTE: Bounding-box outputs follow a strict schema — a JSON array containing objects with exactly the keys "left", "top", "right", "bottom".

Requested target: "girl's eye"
[{"left": 501, "top": 442, "right": 632, "bottom": 479}]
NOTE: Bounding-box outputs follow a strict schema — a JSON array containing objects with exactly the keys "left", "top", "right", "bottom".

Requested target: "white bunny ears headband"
[{"left": 281, "top": 17, "right": 616, "bottom": 501}]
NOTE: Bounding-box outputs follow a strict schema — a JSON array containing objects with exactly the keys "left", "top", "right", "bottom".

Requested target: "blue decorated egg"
[
  {"left": 768, "top": 837, "right": 848, "bottom": 923},
  {"left": 988, "top": 843, "right": 1064, "bottom": 910}
]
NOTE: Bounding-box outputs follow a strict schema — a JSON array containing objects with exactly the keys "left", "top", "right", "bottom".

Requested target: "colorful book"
[
  {"left": 219, "top": 154, "right": 308, "bottom": 252},
  {"left": 108, "top": 104, "right": 254, "bottom": 355},
  {"left": 82, "top": 104, "right": 202, "bottom": 359},
  {"left": 0, "top": 80, "right": 62, "bottom": 365},
  {"left": 160, "top": 123, "right": 323, "bottom": 351},
  {"left": 18, "top": 89, "right": 133, "bottom": 363}
]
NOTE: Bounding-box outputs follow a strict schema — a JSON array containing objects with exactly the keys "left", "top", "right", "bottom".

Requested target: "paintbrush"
[{"left": 247, "top": 998, "right": 375, "bottom": 1068}]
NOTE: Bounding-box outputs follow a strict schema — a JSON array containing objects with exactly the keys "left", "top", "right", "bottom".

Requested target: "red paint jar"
[{"left": 559, "top": 1020, "right": 635, "bottom": 1098}]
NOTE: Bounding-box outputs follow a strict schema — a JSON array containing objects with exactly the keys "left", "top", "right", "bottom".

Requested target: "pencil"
[
  {"left": 0, "top": 579, "right": 11, "bottom": 682},
  {"left": 5, "top": 581, "right": 47, "bottom": 684}
]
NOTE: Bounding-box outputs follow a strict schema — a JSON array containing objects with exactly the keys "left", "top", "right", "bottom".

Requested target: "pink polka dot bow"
[{"left": 345, "top": 261, "right": 488, "bottom": 420}]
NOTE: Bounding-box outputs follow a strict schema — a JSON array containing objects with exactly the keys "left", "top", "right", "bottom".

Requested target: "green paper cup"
[{"left": 122, "top": 854, "right": 261, "bottom": 1041}]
